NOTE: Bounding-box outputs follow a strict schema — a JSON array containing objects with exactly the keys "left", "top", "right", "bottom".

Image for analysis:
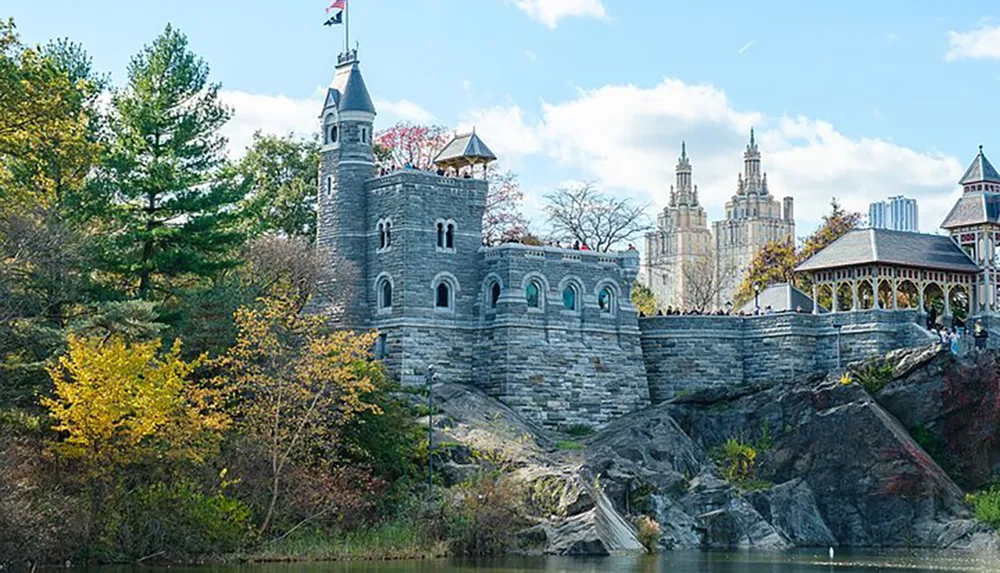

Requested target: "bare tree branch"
[{"left": 543, "top": 182, "right": 650, "bottom": 252}]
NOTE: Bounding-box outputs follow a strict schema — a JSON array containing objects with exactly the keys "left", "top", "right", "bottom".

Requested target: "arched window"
[
  {"left": 324, "top": 114, "right": 337, "bottom": 145},
  {"left": 562, "top": 286, "right": 577, "bottom": 311},
  {"left": 525, "top": 282, "right": 541, "bottom": 309},
  {"left": 378, "top": 278, "right": 392, "bottom": 310},
  {"left": 446, "top": 223, "right": 455, "bottom": 249},
  {"left": 377, "top": 222, "right": 386, "bottom": 249},
  {"left": 437, "top": 222, "right": 444, "bottom": 248},
  {"left": 490, "top": 282, "right": 501, "bottom": 309},
  {"left": 598, "top": 287, "right": 614, "bottom": 313},
  {"left": 384, "top": 221, "right": 392, "bottom": 247},
  {"left": 436, "top": 282, "right": 451, "bottom": 309}
]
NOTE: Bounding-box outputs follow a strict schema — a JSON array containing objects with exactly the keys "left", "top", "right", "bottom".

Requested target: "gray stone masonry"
[
  {"left": 472, "top": 244, "right": 650, "bottom": 429},
  {"left": 317, "top": 116, "right": 375, "bottom": 328},
  {"left": 640, "top": 309, "right": 935, "bottom": 402},
  {"left": 365, "top": 170, "right": 486, "bottom": 386}
]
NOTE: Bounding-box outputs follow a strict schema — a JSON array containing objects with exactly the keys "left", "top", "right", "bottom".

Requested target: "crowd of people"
[
  {"left": 377, "top": 163, "right": 476, "bottom": 178},
  {"left": 639, "top": 304, "right": 811, "bottom": 318},
  {"left": 929, "top": 317, "right": 990, "bottom": 355}
]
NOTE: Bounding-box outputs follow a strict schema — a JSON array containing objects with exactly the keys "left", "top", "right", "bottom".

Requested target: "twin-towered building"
[{"left": 643, "top": 130, "right": 795, "bottom": 310}]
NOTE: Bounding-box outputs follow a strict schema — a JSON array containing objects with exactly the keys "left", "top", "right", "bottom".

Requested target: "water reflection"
[{"left": 134, "top": 549, "right": 1000, "bottom": 573}]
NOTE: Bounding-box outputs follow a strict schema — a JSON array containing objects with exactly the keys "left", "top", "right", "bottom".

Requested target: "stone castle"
[
  {"left": 316, "top": 49, "right": 1000, "bottom": 430},
  {"left": 644, "top": 132, "right": 795, "bottom": 311}
]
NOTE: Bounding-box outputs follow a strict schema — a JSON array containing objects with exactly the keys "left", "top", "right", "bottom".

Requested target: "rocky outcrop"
[
  {"left": 666, "top": 376, "right": 995, "bottom": 548},
  {"left": 866, "top": 346, "right": 1000, "bottom": 491},
  {"left": 431, "top": 375, "right": 998, "bottom": 554}
]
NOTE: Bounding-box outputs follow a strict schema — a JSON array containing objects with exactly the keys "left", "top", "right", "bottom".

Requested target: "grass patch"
[
  {"left": 250, "top": 519, "right": 445, "bottom": 562},
  {"left": 554, "top": 440, "right": 583, "bottom": 451}
]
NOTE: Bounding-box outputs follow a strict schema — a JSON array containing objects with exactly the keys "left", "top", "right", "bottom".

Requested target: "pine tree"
[{"left": 99, "top": 24, "right": 245, "bottom": 299}]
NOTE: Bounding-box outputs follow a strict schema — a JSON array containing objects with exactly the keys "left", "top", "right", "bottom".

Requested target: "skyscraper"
[
  {"left": 869, "top": 196, "right": 919, "bottom": 232},
  {"left": 712, "top": 128, "right": 796, "bottom": 308}
]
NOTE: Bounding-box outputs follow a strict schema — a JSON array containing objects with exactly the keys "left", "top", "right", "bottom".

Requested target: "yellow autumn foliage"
[
  {"left": 41, "top": 335, "right": 228, "bottom": 475},
  {"left": 212, "top": 294, "right": 385, "bottom": 533}
]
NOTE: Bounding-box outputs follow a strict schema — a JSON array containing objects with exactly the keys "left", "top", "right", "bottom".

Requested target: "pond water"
[{"left": 137, "top": 550, "right": 1000, "bottom": 572}]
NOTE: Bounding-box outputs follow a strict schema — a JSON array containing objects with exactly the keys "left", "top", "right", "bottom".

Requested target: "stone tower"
[
  {"left": 316, "top": 49, "right": 377, "bottom": 327},
  {"left": 712, "top": 128, "right": 795, "bottom": 308},
  {"left": 643, "top": 142, "right": 712, "bottom": 310}
]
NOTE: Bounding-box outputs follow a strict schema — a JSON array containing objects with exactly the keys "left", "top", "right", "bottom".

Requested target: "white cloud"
[
  {"left": 524, "top": 50, "right": 538, "bottom": 61},
  {"left": 886, "top": 32, "right": 899, "bottom": 41},
  {"left": 373, "top": 98, "right": 435, "bottom": 123},
  {"left": 457, "top": 105, "right": 543, "bottom": 170},
  {"left": 463, "top": 78, "right": 967, "bottom": 234},
  {"left": 946, "top": 25, "right": 1000, "bottom": 61},
  {"left": 738, "top": 40, "right": 755, "bottom": 54},
  {"left": 220, "top": 91, "right": 435, "bottom": 158},
  {"left": 220, "top": 90, "right": 321, "bottom": 157},
  {"left": 511, "top": 0, "right": 607, "bottom": 29}
]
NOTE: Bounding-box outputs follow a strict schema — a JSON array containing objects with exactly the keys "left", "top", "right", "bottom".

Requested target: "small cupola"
[{"left": 433, "top": 129, "right": 497, "bottom": 178}]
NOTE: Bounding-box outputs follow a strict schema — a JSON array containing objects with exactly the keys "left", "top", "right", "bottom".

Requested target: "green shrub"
[
  {"left": 562, "top": 423, "right": 595, "bottom": 437},
  {"left": 103, "top": 482, "right": 254, "bottom": 561},
  {"left": 853, "top": 362, "right": 894, "bottom": 394},
  {"left": 968, "top": 486, "right": 1000, "bottom": 529},
  {"left": 555, "top": 440, "right": 583, "bottom": 451},
  {"left": 711, "top": 438, "right": 772, "bottom": 491}
]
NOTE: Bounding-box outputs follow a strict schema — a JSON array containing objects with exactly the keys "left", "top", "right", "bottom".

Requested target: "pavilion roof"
[
  {"left": 795, "top": 228, "right": 978, "bottom": 274},
  {"left": 434, "top": 131, "right": 497, "bottom": 168}
]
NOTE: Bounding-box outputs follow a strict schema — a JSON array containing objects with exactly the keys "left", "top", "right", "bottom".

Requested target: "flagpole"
[{"left": 345, "top": 0, "right": 350, "bottom": 56}]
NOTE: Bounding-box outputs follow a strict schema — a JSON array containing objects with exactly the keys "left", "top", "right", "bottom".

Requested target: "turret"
[
  {"left": 783, "top": 196, "right": 794, "bottom": 222},
  {"left": 743, "top": 127, "right": 762, "bottom": 190},
  {"left": 670, "top": 141, "right": 696, "bottom": 206},
  {"left": 316, "top": 48, "right": 376, "bottom": 327}
]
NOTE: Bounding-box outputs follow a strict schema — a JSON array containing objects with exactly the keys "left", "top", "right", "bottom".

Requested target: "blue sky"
[{"left": 8, "top": 0, "right": 1000, "bottom": 236}]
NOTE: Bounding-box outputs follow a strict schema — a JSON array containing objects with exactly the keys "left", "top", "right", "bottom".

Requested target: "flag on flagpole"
[
  {"left": 324, "top": 11, "right": 343, "bottom": 25},
  {"left": 326, "top": 0, "right": 345, "bottom": 13}
]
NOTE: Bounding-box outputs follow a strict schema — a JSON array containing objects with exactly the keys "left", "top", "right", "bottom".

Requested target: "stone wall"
[
  {"left": 472, "top": 244, "right": 650, "bottom": 429},
  {"left": 640, "top": 310, "right": 934, "bottom": 402},
  {"left": 364, "top": 171, "right": 487, "bottom": 386}
]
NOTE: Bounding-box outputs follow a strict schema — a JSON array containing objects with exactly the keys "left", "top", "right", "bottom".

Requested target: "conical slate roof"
[
  {"left": 328, "top": 57, "right": 376, "bottom": 114},
  {"left": 433, "top": 131, "right": 497, "bottom": 168},
  {"left": 959, "top": 146, "right": 1000, "bottom": 185}
]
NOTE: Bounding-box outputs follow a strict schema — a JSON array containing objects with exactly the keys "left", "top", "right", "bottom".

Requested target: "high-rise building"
[
  {"left": 869, "top": 196, "right": 919, "bottom": 232},
  {"left": 643, "top": 143, "right": 713, "bottom": 310},
  {"left": 712, "top": 129, "right": 796, "bottom": 308}
]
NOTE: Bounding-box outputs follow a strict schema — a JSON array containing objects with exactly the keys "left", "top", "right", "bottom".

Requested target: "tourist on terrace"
[
  {"left": 975, "top": 320, "right": 989, "bottom": 350},
  {"left": 949, "top": 330, "right": 961, "bottom": 356}
]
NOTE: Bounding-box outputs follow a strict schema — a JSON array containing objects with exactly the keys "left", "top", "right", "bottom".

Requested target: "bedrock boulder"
[
  {"left": 431, "top": 378, "right": 997, "bottom": 552},
  {"left": 867, "top": 346, "right": 1000, "bottom": 491},
  {"left": 665, "top": 376, "right": 996, "bottom": 549}
]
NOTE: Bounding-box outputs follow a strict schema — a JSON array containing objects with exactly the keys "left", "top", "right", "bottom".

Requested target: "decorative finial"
[
  {"left": 750, "top": 127, "right": 756, "bottom": 146},
  {"left": 681, "top": 141, "right": 687, "bottom": 159},
  {"left": 980, "top": 144, "right": 984, "bottom": 153},
  {"left": 472, "top": 125, "right": 476, "bottom": 134}
]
